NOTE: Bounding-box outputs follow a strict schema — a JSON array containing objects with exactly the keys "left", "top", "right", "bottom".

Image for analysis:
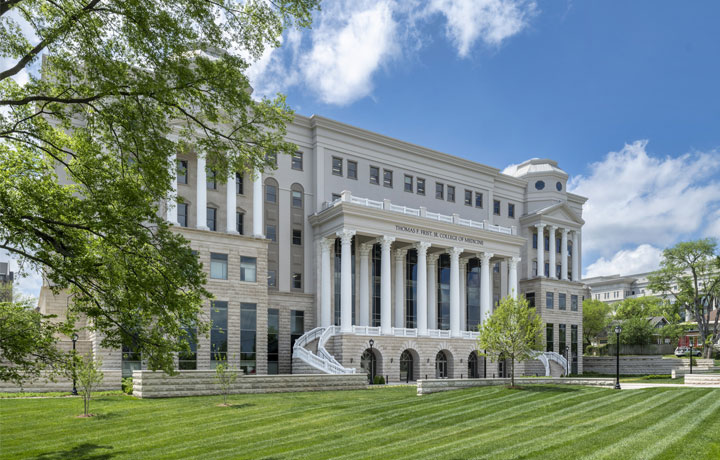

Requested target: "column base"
[
  {"left": 196, "top": 225, "right": 209, "bottom": 231},
  {"left": 226, "top": 230, "right": 240, "bottom": 235}
]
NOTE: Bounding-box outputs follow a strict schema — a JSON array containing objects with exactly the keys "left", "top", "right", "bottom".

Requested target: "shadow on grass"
[
  {"left": 32, "top": 443, "right": 118, "bottom": 460},
  {"left": 508, "top": 385, "right": 582, "bottom": 393},
  {"left": 227, "top": 403, "right": 255, "bottom": 410}
]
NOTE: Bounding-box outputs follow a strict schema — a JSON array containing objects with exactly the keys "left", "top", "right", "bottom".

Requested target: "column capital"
[
  {"left": 379, "top": 235, "right": 395, "bottom": 250},
  {"left": 320, "top": 238, "right": 334, "bottom": 251},
  {"left": 459, "top": 258, "right": 469, "bottom": 268},
  {"left": 359, "top": 242, "right": 373, "bottom": 256},
  {"left": 447, "top": 247, "right": 464, "bottom": 258},
  {"left": 336, "top": 229, "right": 356, "bottom": 244},
  {"left": 562, "top": 228, "right": 570, "bottom": 236},
  {"left": 414, "top": 241, "right": 432, "bottom": 254},
  {"left": 535, "top": 223, "right": 546, "bottom": 229},
  {"left": 549, "top": 225, "right": 557, "bottom": 232},
  {"left": 394, "top": 248, "right": 408, "bottom": 260},
  {"left": 479, "top": 252, "right": 494, "bottom": 263},
  {"left": 509, "top": 256, "right": 521, "bottom": 267},
  {"left": 427, "top": 253, "right": 440, "bottom": 264}
]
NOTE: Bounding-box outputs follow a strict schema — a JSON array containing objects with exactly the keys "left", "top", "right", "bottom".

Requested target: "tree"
[
  {"left": 648, "top": 239, "right": 720, "bottom": 358},
  {"left": 214, "top": 358, "right": 238, "bottom": 406},
  {"left": 477, "top": 295, "right": 543, "bottom": 388},
  {"left": 607, "top": 317, "right": 654, "bottom": 346},
  {"left": 75, "top": 354, "right": 104, "bottom": 417},
  {"left": 0, "top": 0, "right": 319, "bottom": 376},
  {"left": 582, "top": 299, "right": 611, "bottom": 347},
  {"left": 0, "top": 287, "right": 70, "bottom": 384},
  {"left": 613, "top": 297, "right": 681, "bottom": 323}
]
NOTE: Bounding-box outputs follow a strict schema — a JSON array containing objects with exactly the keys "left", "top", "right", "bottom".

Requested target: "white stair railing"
[
  {"left": 532, "top": 351, "right": 568, "bottom": 376},
  {"left": 292, "top": 326, "right": 356, "bottom": 374}
]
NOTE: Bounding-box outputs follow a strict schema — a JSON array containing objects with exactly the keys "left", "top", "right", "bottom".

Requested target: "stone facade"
[
  {"left": 417, "top": 377, "right": 615, "bottom": 395},
  {"left": 583, "top": 356, "right": 715, "bottom": 375}
]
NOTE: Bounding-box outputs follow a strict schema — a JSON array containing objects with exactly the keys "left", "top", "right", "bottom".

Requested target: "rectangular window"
[
  {"left": 556, "top": 264, "right": 561, "bottom": 279},
  {"left": 178, "top": 327, "right": 197, "bottom": 370},
  {"left": 559, "top": 324, "right": 567, "bottom": 354},
  {"left": 240, "top": 303, "right": 256, "bottom": 374},
  {"left": 292, "top": 273, "right": 302, "bottom": 289},
  {"left": 292, "top": 190, "right": 303, "bottom": 208},
  {"left": 464, "top": 190, "right": 472, "bottom": 206},
  {"left": 493, "top": 199, "right": 501, "bottom": 216},
  {"left": 546, "top": 323, "right": 554, "bottom": 352},
  {"left": 332, "top": 157, "right": 343, "bottom": 176},
  {"left": 447, "top": 185, "right": 455, "bottom": 202},
  {"left": 178, "top": 203, "right": 188, "bottom": 227},
  {"left": 265, "top": 184, "right": 277, "bottom": 203},
  {"left": 266, "top": 224, "right": 276, "bottom": 242},
  {"left": 417, "top": 178, "right": 426, "bottom": 195},
  {"left": 347, "top": 160, "right": 357, "bottom": 179},
  {"left": 291, "top": 310, "right": 304, "bottom": 351},
  {"left": 369, "top": 166, "right": 380, "bottom": 184},
  {"left": 211, "top": 300, "right": 228, "bottom": 365},
  {"left": 508, "top": 203, "right": 515, "bottom": 218},
  {"left": 475, "top": 192, "right": 483, "bottom": 208},
  {"left": 571, "top": 295, "right": 578, "bottom": 311},
  {"left": 240, "top": 256, "right": 256, "bottom": 282},
  {"left": 556, "top": 238, "right": 561, "bottom": 253},
  {"left": 404, "top": 175, "right": 413, "bottom": 192},
  {"left": 177, "top": 160, "right": 188, "bottom": 185},
  {"left": 544, "top": 235, "right": 550, "bottom": 249},
  {"left": 268, "top": 270, "right": 277, "bottom": 287},
  {"left": 545, "top": 262, "right": 550, "bottom": 277},
  {"left": 207, "top": 207, "right": 216, "bottom": 231},
  {"left": 292, "top": 152, "right": 303, "bottom": 170},
  {"left": 533, "top": 233, "right": 538, "bottom": 249},
  {"left": 292, "top": 229, "right": 302, "bottom": 245},
  {"left": 266, "top": 151, "right": 277, "bottom": 167},
  {"left": 236, "top": 212, "right": 244, "bottom": 235},
  {"left": 207, "top": 170, "right": 216, "bottom": 190},
  {"left": 532, "top": 260, "right": 538, "bottom": 277},
  {"left": 267, "top": 309, "right": 279, "bottom": 374},
  {"left": 546, "top": 292, "right": 554, "bottom": 309},
  {"left": 383, "top": 169, "right": 393, "bottom": 188},
  {"left": 435, "top": 182, "right": 444, "bottom": 199},
  {"left": 210, "top": 253, "right": 228, "bottom": 280},
  {"left": 525, "top": 292, "right": 535, "bottom": 308},
  {"left": 236, "top": 173, "right": 244, "bottom": 195},
  {"left": 559, "top": 293, "right": 567, "bottom": 310}
]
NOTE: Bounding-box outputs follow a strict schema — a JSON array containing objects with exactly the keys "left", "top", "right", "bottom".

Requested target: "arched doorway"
[
  {"left": 361, "top": 349, "right": 377, "bottom": 383},
  {"left": 435, "top": 351, "right": 448, "bottom": 379},
  {"left": 400, "top": 350, "right": 414, "bottom": 382},
  {"left": 468, "top": 351, "right": 479, "bottom": 378}
]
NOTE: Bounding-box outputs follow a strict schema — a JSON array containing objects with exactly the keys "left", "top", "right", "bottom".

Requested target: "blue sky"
[{"left": 247, "top": 0, "right": 720, "bottom": 279}]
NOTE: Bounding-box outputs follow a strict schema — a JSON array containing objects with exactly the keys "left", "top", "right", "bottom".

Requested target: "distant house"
[{"left": 0, "top": 262, "right": 13, "bottom": 301}]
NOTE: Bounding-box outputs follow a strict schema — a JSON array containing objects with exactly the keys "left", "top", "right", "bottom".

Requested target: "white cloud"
[
  {"left": 1, "top": 250, "right": 42, "bottom": 303},
  {"left": 703, "top": 209, "right": 720, "bottom": 239},
  {"left": 569, "top": 140, "right": 720, "bottom": 257},
  {"left": 584, "top": 244, "right": 663, "bottom": 278},
  {"left": 428, "top": 0, "right": 537, "bottom": 57}
]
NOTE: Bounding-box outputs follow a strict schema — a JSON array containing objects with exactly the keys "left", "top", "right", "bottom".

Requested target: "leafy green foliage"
[
  {"left": 477, "top": 295, "right": 543, "bottom": 387},
  {"left": 0, "top": 0, "right": 319, "bottom": 375},
  {"left": 214, "top": 358, "right": 238, "bottom": 406},
  {"left": 121, "top": 377, "right": 133, "bottom": 395},
  {"left": 373, "top": 375, "right": 385, "bottom": 385},
  {"left": 582, "top": 299, "right": 611, "bottom": 346},
  {"left": 607, "top": 317, "right": 655, "bottom": 346},
  {"left": 75, "top": 354, "right": 104, "bottom": 416}
]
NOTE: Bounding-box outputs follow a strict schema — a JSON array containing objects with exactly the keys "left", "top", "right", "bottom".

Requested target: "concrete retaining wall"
[
  {"left": 417, "top": 377, "right": 614, "bottom": 395},
  {"left": 0, "top": 370, "right": 122, "bottom": 393},
  {"left": 685, "top": 374, "right": 720, "bottom": 386},
  {"left": 584, "top": 356, "right": 715, "bottom": 375},
  {"left": 132, "top": 371, "right": 368, "bottom": 398}
]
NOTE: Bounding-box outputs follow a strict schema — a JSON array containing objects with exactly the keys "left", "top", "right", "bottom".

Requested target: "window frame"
[
  {"left": 206, "top": 169, "right": 217, "bottom": 190},
  {"left": 240, "top": 256, "right": 257, "bottom": 283},
  {"left": 417, "top": 178, "right": 426, "bottom": 195},
  {"left": 291, "top": 190, "right": 303, "bottom": 208},
  {"left": 404, "top": 174, "right": 413, "bottom": 193},
  {"left": 332, "top": 157, "right": 343, "bottom": 176},
  {"left": 508, "top": 203, "right": 515, "bottom": 218},
  {"left": 464, "top": 189, "right": 472, "bottom": 206},
  {"left": 383, "top": 169, "right": 393, "bottom": 188},
  {"left": 347, "top": 160, "right": 358, "bottom": 180},
  {"left": 265, "top": 183, "right": 277, "bottom": 203},
  {"left": 546, "top": 291, "right": 554, "bottom": 309},
  {"left": 369, "top": 166, "right": 380, "bottom": 185},
  {"left": 493, "top": 199, "right": 501, "bottom": 216},
  {"left": 178, "top": 203, "right": 188, "bottom": 227},
  {"left": 447, "top": 185, "right": 455, "bottom": 202},
  {"left": 292, "top": 273, "right": 302, "bottom": 290},
  {"left": 235, "top": 172, "right": 244, "bottom": 195},
  {"left": 236, "top": 211, "right": 244, "bottom": 235},
  {"left": 291, "top": 151, "right": 303, "bottom": 171},
  {"left": 206, "top": 206, "right": 217, "bottom": 231},
  {"left": 435, "top": 182, "right": 444, "bottom": 200},
  {"left": 292, "top": 228, "right": 302, "bottom": 246},
  {"left": 475, "top": 191, "right": 483, "bottom": 208},
  {"left": 209, "top": 253, "right": 228, "bottom": 280},
  {"left": 266, "top": 224, "right": 277, "bottom": 242},
  {"left": 177, "top": 160, "right": 188, "bottom": 185}
]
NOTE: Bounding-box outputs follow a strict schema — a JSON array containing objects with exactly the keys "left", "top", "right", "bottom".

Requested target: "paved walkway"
[{"left": 621, "top": 383, "right": 720, "bottom": 389}]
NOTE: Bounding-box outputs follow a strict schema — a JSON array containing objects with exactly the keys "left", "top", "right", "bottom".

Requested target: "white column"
[
  {"left": 359, "top": 243, "right": 372, "bottom": 327},
  {"left": 196, "top": 155, "right": 208, "bottom": 230},
  {"left": 167, "top": 154, "right": 178, "bottom": 224},
  {"left": 380, "top": 236, "right": 394, "bottom": 335},
  {"left": 460, "top": 259, "right": 468, "bottom": 332},
  {"left": 427, "top": 254, "right": 438, "bottom": 331},
  {"left": 509, "top": 256, "right": 520, "bottom": 299},
  {"left": 480, "top": 252, "right": 494, "bottom": 323},
  {"left": 394, "top": 249, "right": 407, "bottom": 329},
  {"left": 252, "top": 171, "right": 263, "bottom": 237},
  {"left": 320, "top": 239, "right": 333, "bottom": 328},
  {"left": 338, "top": 229, "right": 356, "bottom": 333},
  {"left": 449, "top": 247, "right": 463, "bottom": 337},
  {"left": 572, "top": 230, "right": 581, "bottom": 282},
  {"left": 548, "top": 225, "right": 557, "bottom": 279},
  {"left": 561, "top": 229, "right": 569, "bottom": 281},
  {"left": 535, "top": 224, "right": 545, "bottom": 277},
  {"left": 416, "top": 242, "right": 431, "bottom": 336},
  {"left": 226, "top": 170, "right": 238, "bottom": 233}
]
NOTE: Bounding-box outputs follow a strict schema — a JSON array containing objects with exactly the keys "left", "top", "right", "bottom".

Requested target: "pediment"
[{"left": 525, "top": 202, "right": 584, "bottom": 225}]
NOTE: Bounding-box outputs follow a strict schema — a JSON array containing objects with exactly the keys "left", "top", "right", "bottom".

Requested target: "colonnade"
[
  {"left": 321, "top": 230, "right": 521, "bottom": 338},
  {"left": 534, "top": 224, "right": 580, "bottom": 281}
]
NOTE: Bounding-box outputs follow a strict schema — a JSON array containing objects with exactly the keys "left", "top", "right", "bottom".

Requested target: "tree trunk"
[{"left": 510, "top": 356, "right": 515, "bottom": 387}]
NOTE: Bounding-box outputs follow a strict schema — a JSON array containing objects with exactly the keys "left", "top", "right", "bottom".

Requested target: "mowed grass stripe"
[{"left": 392, "top": 387, "right": 642, "bottom": 460}]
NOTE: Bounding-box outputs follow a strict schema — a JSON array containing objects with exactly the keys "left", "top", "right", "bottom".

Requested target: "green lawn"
[{"left": 2, "top": 386, "right": 719, "bottom": 459}]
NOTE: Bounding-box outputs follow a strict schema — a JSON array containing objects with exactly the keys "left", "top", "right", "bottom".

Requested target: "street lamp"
[
  {"left": 71, "top": 332, "right": 79, "bottom": 396},
  {"left": 368, "top": 339, "right": 375, "bottom": 383},
  {"left": 688, "top": 338, "right": 693, "bottom": 375},
  {"left": 565, "top": 346, "right": 570, "bottom": 376},
  {"left": 614, "top": 326, "right": 622, "bottom": 390},
  {"left": 483, "top": 349, "right": 487, "bottom": 379}
]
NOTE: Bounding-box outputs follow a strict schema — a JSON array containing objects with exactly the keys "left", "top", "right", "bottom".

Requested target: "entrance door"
[
  {"left": 435, "top": 351, "right": 448, "bottom": 379},
  {"left": 361, "top": 349, "right": 376, "bottom": 383},
  {"left": 400, "top": 350, "right": 414, "bottom": 382},
  {"left": 498, "top": 361, "right": 505, "bottom": 378}
]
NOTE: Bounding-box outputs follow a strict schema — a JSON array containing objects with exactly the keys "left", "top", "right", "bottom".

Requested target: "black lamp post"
[
  {"left": 483, "top": 349, "right": 487, "bottom": 379},
  {"left": 688, "top": 338, "right": 693, "bottom": 375},
  {"left": 565, "top": 346, "right": 570, "bottom": 376},
  {"left": 71, "top": 332, "right": 79, "bottom": 396},
  {"left": 614, "top": 326, "right": 622, "bottom": 390},
  {"left": 368, "top": 339, "right": 375, "bottom": 383}
]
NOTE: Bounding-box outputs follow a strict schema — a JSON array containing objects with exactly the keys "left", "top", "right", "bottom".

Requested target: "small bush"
[
  {"left": 121, "top": 378, "right": 133, "bottom": 395},
  {"left": 373, "top": 375, "right": 385, "bottom": 385}
]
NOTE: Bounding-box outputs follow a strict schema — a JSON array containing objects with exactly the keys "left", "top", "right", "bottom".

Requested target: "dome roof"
[{"left": 503, "top": 158, "right": 568, "bottom": 178}]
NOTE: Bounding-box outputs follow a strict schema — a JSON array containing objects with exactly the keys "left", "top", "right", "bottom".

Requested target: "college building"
[{"left": 38, "top": 114, "right": 587, "bottom": 382}]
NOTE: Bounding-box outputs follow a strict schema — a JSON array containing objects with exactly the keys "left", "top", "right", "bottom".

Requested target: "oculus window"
[
  {"left": 556, "top": 181, "right": 563, "bottom": 191},
  {"left": 535, "top": 180, "right": 545, "bottom": 190}
]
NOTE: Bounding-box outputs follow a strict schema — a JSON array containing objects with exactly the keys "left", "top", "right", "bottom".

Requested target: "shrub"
[
  {"left": 215, "top": 358, "right": 238, "bottom": 406},
  {"left": 75, "top": 355, "right": 104, "bottom": 417},
  {"left": 373, "top": 375, "right": 385, "bottom": 385},
  {"left": 121, "top": 377, "right": 133, "bottom": 395}
]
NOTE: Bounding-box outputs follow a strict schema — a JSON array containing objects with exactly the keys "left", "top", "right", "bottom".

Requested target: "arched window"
[
  {"left": 400, "top": 350, "right": 414, "bottom": 382},
  {"left": 264, "top": 177, "right": 278, "bottom": 203},
  {"left": 435, "top": 351, "right": 448, "bottom": 379},
  {"left": 291, "top": 183, "right": 304, "bottom": 208},
  {"left": 468, "top": 351, "right": 479, "bottom": 378}
]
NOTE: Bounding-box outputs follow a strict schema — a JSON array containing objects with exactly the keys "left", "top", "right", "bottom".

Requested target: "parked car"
[{"left": 674, "top": 346, "right": 702, "bottom": 357}]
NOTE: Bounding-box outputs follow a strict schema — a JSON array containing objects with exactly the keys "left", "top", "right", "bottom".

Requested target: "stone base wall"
[
  {"left": 684, "top": 374, "right": 720, "bottom": 386},
  {"left": 584, "top": 356, "right": 715, "bottom": 375},
  {"left": 132, "top": 370, "right": 368, "bottom": 398},
  {"left": 0, "top": 370, "right": 122, "bottom": 393},
  {"left": 417, "top": 377, "right": 615, "bottom": 395}
]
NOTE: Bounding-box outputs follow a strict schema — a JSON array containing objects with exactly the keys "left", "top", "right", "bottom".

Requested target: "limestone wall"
[
  {"left": 0, "top": 370, "right": 122, "bottom": 393},
  {"left": 417, "top": 377, "right": 614, "bottom": 395},
  {"left": 584, "top": 356, "right": 715, "bottom": 375},
  {"left": 132, "top": 370, "right": 367, "bottom": 398},
  {"left": 684, "top": 374, "right": 720, "bottom": 386}
]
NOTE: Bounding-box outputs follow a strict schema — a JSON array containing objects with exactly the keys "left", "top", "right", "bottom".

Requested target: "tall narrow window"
[
  {"left": 525, "top": 292, "right": 535, "bottom": 308},
  {"left": 533, "top": 233, "right": 538, "bottom": 249},
  {"left": 437, "top": 254, "right": 450, "bottom": 330},
  {"left": 177, "top": 160, "right": 188, "bottom": 184},
  {"left": 292, "top": 273, "right": 302, "bottom": 289},
  {"left": 447, "top": 185, "right": 455, "bottom": 202},
  {"left": 236, "top": 173, "right": 243, "bottom": 194},
  {"left": 435, "top": 182, "right": 444, "bottom": 200},
  {"left": 546, "top": 292, "right": 554, "bottom": 309},
  {"left": 178, "top": 203, "right": 188, "bottom": 227},
  {"left": 266, "top": 224, "right": 276, "bottom": 242},
  {"left": 546, "top": 323, "right": 554, "bottom": 352},
  {"left": 571, "top": 295, "right": 578, "bottom": 311},
  {"left": 292, "top": 190, "right": 303, "bottom": 208},
  {"left": 383, "top": 169, "right": 393, "bottom": 188},
  {"left": 417, "top": 178, "right": 426, "bottom": 195},
  {"left": 369, "top": 166, "right": 380, "bottom": 184},
  {"left": 508, "top": 203, "right": 515, "bottom": 218},
  {"left": 475, "top": 192, "right": 483, "bottom": 208},
  {"left": 347, "top": 160, "right": 358, "bottom": 179},
  {"left": 206, "top": 170, "right": 216, "bottom": 190},
  {"left": 292, "top": 229, "right": 302, "bottom": 246},
  {"left": 265, "top": 183, "right": 277, "bottom": 203},
  {"left": 464, "top": 190, "right": 472, "bottom": 206},
  {"left": 467, "top": 258, "right": 481, "bottom": 331},
  {"left": 559, "top": 293, "right": 566, "bottom": 310},
  {"left": 268, "top": 270, "right": 277, "bottom": 287},
  {"left": 371, "top": 244, "right": 382, "bottom": 327},
  {"left": 240, "top": 256, "right": 256, "bottom": 282},
  {"left": 267, "top": 309, "right": 279, "bottom": 374},
  {"left": 240, "top": 303, "right": 256, "bottom": 374},
  {"left": 178, "top": 327, "right": 197, "bottom": 370},
  {"left": 291, "top": 152, "right": 303, "bottom": 170},
  {"left": 236, "top": 212, "right": 244, "bottom": 235},
  {"left": 211, "top": 300, "right": 228, "bottom": 365},
  {"left": 405, "top": 250, "right": 418, "bottom": 329},
  {"left": 493, "top": 200, "right": 501, "bottom": 215},
  {"left": 210, "top": 253, "right": 228, "bottom": 280},
  {"left": 291, "top": 310, "right": 304, "bottom": 351},
  {"left": 207, "top": 207, "right": 216, "bottom": 231},
  {"left": 332, "top": 157, "right": 343, "bottom": 176},
  {"left": 571, "top": 324, "right": 579, "bottom": 374},
  {"left": 559, "top": 324, "right": 567, "bottom": 355},
  {"left": 404, "top": 175, "right": 413, "bottom": 192}
]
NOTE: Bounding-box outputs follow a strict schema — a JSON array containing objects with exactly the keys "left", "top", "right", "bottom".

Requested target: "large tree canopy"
[{"left": 0, "top": 0, "right": 319, "bottom": 377}]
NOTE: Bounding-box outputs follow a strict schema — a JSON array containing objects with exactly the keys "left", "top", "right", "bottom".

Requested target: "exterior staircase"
[{"left": 292, "top": 326, "right": 356, "bottom": 375}]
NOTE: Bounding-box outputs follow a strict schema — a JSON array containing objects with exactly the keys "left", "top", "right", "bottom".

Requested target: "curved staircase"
[
  {"left": 533, "top": 351, "right": 569, "bottom": 376},
  {"left": 292, "top": 326, "right": 356, "bottom": 374}
]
